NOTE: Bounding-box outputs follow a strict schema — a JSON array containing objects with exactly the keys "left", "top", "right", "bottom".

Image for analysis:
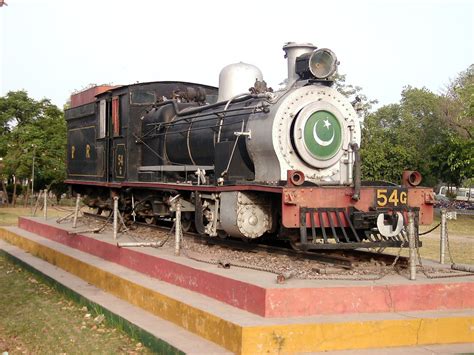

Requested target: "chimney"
[{"left": 282, "top": 42, "right": 317, "bottom": 88}]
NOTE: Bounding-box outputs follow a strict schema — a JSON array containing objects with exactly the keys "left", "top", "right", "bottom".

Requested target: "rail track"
[{"left": 81, "top": 211, "right": 409, "bottom": 269}]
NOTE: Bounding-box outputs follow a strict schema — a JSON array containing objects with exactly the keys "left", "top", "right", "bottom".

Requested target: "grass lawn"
[
  {"left": 0, "top": 255, "right": 151, "bottom": 354},
  {"left": 387, "top": 214, "right": 474, "bottom": 265},
  {"left": 422, "top": 214, "right": 473, "bottom": 264},
  {"left": 0, "top": 206, "right": 71, "bottom": 226},
  {"left": 423, "top": 213, "right": 474, "bottom": 236},
  {"left": 415, "top": 237, "right": 473, "bottom": 265},
  {"left": 0, "top": 206, "right": 152, "bottom": 353}
]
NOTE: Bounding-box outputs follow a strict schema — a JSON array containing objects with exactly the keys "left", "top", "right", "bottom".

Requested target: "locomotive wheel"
[
  {"left": 144, "top": 216, "right": 156, "bottom": 225},
  {"left": 289, "top": 240, "right": 299, "bottom": 250},
  {"left": 89, "top": 207, "right": 103, "bottom": 215},
  {"left": 217, "top": 230, "right": 228, "bottom": 239},
  {"left": 289, "top": 238, "right": 308, "bottom": 251},
  {"left": 286, "top": 229, "right": 302, "bottom": 250},
  {"left": 181, "top": 212, "right": 193, "bottom": 232}
]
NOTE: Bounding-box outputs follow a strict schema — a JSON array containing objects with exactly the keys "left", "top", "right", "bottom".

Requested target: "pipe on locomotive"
[
  {"left": 218, "top": 92, "right": 263, "bottom": 142},
  {"left": 351, "top": 143, "right": 361, "bottom": 201},
  {"left": 144, "top": 93, "right": 271, "bottom": 121}
]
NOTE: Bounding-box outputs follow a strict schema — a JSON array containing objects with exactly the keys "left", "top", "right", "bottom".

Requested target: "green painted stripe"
[{"left": 0, "top": 249, "right": 185, "bottom": 355}]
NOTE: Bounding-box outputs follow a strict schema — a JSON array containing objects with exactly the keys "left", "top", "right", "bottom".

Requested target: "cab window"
[
  {"left": 112, "top": 96, "right": 120, "bottom": 136},
  {"left": 130, "top": 90, "right": 156, "bottom": 105}
]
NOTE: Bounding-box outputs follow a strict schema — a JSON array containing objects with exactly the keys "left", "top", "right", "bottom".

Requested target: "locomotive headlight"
[
  {"left": 295, "top": 48, "right": 338, "bottom": 80},
  {"left": 309, "top": 48, "right": 338, "bottom": 78}
]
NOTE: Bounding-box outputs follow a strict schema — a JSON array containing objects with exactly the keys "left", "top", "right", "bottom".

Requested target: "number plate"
[{"left": 376, "top": 187, "right": 408, "bottom": 207}]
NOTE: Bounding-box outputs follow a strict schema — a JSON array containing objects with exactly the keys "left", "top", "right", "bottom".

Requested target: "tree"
[
  {"left": 440, "top": 64, "right": 474, "bottom": 139},
  {"left": 333, "top": 73, "right": 378, "bottom": 117},
  {"left": 434, "top": 65, "right": 474, "bottom": 188},
  {"left": 0, "top": 91, "right": 66, "bottom": 205},
  {"left": 0, "top": 90, "right": 47, "bottom": 135},
  {"left": 359, "top": 86, "right": 444, "bottom": 185},
  {"left": 359, "top": 65, "right": 473, "bottom": 187},
  {"left": 360, "top": 104, "right": 417, "bottom": 182},
  {"left": 431, "top": 133, "right": 473, "bottom": 187}
]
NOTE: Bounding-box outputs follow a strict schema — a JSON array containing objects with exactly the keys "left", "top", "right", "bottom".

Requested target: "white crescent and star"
[{"left": 313, "top": 117, "right": 335, "bottom": 147}]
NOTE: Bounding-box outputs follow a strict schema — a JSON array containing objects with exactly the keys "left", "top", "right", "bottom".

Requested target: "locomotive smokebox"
[
  {"left": 217, "top": 62, "right": 263, "bottom": 101},
  {"left": 282, "top": 42, "right": 317, "bottom": 87}
]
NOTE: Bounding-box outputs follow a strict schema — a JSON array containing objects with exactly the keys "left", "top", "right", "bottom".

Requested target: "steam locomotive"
[{"left": 65, "top": 42, "right": 434, "bottom": 250}]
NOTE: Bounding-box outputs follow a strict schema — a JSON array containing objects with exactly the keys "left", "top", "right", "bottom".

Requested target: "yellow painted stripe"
[
  {"left": 242, "top": 316, "right": 474, "bottom": 353},
  {"left": 0, "top": 228, "right": 243, "bottom": 353},
  {"left": 2, "top": 228, "right": 474, "bottom": 355}
]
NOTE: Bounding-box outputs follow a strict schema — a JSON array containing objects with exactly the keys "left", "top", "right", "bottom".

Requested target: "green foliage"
[
  {"left": 463, "top": 177, "right": 474, "bottom": 188},
  {"left": 333, "top": 73, "right": 378, "bottom": 116},
  {"left": 360, "top": 66, "right": 473, "bottom": 187},
  {"left": 431, "top": 133, "right": 474, "bottom": 187},
  {"left": 440, "top": 64, "right": 473, "bottom": 139},
  {"left": 0, "top": 91, "right": 66, "bottom": 195},
  {"left": 6, "top": 183, "right": 23, "bottom": 195},
  {"left": 0, "top": 91, "right": 55, "bottom": 137}
]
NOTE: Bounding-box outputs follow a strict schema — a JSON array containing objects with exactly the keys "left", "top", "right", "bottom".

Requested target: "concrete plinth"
[
  {"left": 0, "top": 218, "right": 473, "bottom": 354},
  {"left": 16, "top": 217, "right": 474, "bottom": 317}
]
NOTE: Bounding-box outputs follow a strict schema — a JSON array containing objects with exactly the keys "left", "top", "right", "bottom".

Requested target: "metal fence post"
[
  {"left": 32, "top": 189, "right": 42, "bottom": 217},
  {"left": 175, "top": 198, "right": 182, "bottom": 256},
  {"left": 113, "top": 196, "right": 119, "bottom": 240},
  {"left": 408, "top": 211, "right": 416, "bottom": 280},
  {"left": 72, "top": 193, "right": 81, "bottom": 228},
  {"left": 440, "top": 209, "right": 447, "bottom": 264},
  {"left": 43, "top": 189, "right": 48, "bottom": 220}
]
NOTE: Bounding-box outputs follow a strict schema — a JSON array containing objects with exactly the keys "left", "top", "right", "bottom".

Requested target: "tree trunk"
[
  {"left": 23, "top": 181, "right": 30, "bottom": 208},
  {"left": 12, "top": 181, "right": 17, "bottom": 207},
  {"left": 1, "top": 179, "right": 8, "bottom": 207}
]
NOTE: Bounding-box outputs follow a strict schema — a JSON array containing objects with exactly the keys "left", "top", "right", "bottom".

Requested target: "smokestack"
[{"left": 282, "top": 42, "right": 317, "bottom": 88}]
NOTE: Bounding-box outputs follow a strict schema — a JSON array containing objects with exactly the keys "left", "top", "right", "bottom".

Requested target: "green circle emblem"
[{"left": 303, "top": 110, "right": 342, "bottom": 160}]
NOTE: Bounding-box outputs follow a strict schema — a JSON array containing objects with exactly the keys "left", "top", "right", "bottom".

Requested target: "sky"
[{"left": 0, "top": 0, "right": 472, "bottom": 109}]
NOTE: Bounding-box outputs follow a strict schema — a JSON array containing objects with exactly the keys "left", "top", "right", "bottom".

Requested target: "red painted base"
[{"left": 18, "top": 217, "right": 474, "bottom": 318}]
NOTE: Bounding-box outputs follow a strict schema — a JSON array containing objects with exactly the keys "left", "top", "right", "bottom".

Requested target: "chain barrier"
[
  {"left": 300, "top": 241, "right": 406, "bottom": 281},
  {"left": 81, "top": 210, "right": 172, "bottom": 246},
  {"left": 178, "top": 226, "right": 281, "bottom": 275},
  {"left": 70, "top": 212, "right": 114, "bottom": 235},
  {"left": 415, "top": 220, "right": 474, "bottom": 279},
  {"left": 178, "top": 227, "right": 408, "bottom": 281},
  {"left": 49, "top": 204, "right": 75, "bottom": 213},
  {"left": 56, "top": 206, "right": 88, "bottom": 224},
  {"left": 445, "top": 220, "right": 456, "bottom": 265},
  {"left": 418, "top": 222, "right": 441, "bottom": 236},
  {"left": 179, "top": 220, "right": 473, "bottom": 282},
  {"left": 73, "top": 210, "right": 418, "bottom": 282},
  {"left": 31, "top": 192, "right": 76, "bottom": 216},
  {"left": 79, "top": 207, "right": 473, "bottom": 282}
]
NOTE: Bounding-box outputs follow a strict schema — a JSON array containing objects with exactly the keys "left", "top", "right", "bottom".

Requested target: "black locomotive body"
[
  {"left": 65, "top": 44, "right": 434, "bottom": 250},
  {"left": 66, "top": 81, "right": 218, "bottom": 184}
]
